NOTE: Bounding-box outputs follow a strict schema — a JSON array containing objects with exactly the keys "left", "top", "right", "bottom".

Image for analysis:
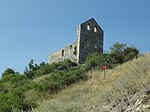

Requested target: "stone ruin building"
[{"left": 48, "top": 18, "right": 104, "bottom": 64}]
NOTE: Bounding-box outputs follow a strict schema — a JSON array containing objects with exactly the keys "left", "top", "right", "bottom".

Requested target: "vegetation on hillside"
[
  {"left": 30, "top": 54, "right": 150, "bottom": 112},
  {"left": 0, "top": 42, "right": 139, "bottom": 112}
]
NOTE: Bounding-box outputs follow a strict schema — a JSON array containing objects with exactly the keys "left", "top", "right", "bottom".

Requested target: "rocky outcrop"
[{"left": 87, "top": 85, "right": 150, "bottom": 112}]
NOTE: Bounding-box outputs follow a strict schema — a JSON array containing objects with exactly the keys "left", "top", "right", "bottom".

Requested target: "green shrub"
[
  {"left": 34, "top": 59, "right": 77, "bottom": 77},
  {"left": 1, "top": 68, "right": 16, "bottom": 82},
  {"left": 84, "top": 52, "right": 116, "bottom": 71},
  {"left": 0, "top": 84, "right": 8, "bottom": 94},
  {"left": 84, "top": 43, "right": 139, "bottom": 71},
  {"left": 0, "top": 89, "right": 26, "bottom": 112},
  {"left": 110, "top": 42, "right": 139, "bottom": 64},
  {"left": 36, "top": 66, "right": 87, "bottom": 94},
  {"left": 123, "top": 47, "right": 139, "bottom": 61},
  {"left": 64, "top": 69, "right": 87, "bottom": 85}
]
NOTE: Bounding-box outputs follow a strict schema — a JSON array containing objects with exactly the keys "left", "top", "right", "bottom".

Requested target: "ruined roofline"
[
  {"left": 49, "top": 42, "right": 77, "bottom": 56},
  {"left": 79, "top": 18, "right": 104, "bottom": 33},
  {"left": 49, "top": 18, "right": 102, "bottom": 56}
]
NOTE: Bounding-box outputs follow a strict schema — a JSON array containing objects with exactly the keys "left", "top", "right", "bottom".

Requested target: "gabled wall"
[{"left": 77, "top": 18, "right": 104, "bottom": 63}]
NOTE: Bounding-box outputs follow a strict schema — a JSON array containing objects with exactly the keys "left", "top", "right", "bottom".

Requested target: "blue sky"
[{"left": 0, "top": 0, "right": 150, "bottom": 75}]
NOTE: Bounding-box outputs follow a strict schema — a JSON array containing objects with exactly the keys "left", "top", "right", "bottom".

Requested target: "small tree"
[
  {"left": 39, "top": 62, "right": 46, "bottom": 68},
  {"left": 24, "top": 59, "right": 35, "bottom": 79},
  {"left": 2, "top": 68, "right": 15, "bottom": 81},
  {"left": 2, "top": 68, "right": 15, "bottom": 76},
  {"left": 123, "top": 46, "right": 139, "bottom": 61},
  {"left": 110, "top": 42, "right": 139, "bottom": 63},
  {"left": 110, "top": 42, "right": 127, "bottom": 64},
  {"left": 28, "top": 59, "right": 35, "bottom": 71},
  {"left": 84, "top": 52, "right": 116, "bottom": 71}
]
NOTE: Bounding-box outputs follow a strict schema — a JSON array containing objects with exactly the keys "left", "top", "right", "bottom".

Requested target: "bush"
[
  {"left": 1, "top": 68, "right": 16, "bottom": 82},
  {"left": 0, "top": 84, "right": 8, "bottom": 94},
  {"left": 123, "top": 47, "right": 139, "bottom": 61},
  {"left": 34, "top": 59, "right": 77, "bottom": 77},
  {"left": 0, "top": 89, "right": 26, "bottom": 112},
  {"left": 84, "top": 52, "right": 116, "bottom": 71},
  {"left": 36, "top": 66, "right": 87, "bottom": 94},
  {"left": 109, "top": 42, "right": 126, "bottom": 64},
  {"left": 64, "top": 68, "right": 87, "bottom": 85},
  {"left": 110, "top": 43, "right": 139, "bottom": 64},
  {"left": 84, "top": 43, "right": 139, "bottom": 71}
]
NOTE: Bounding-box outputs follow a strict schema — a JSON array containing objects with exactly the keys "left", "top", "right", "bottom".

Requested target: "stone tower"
[
  {"left": 48, "top": 18, "right": 104, "bottom": 64},
  {"left": 76, "top": 18, "right": 104, "bottom": 63}
]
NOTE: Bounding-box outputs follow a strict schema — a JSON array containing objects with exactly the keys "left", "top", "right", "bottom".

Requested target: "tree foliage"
[
  {"left": 110, "top": 42, "right": 127, "bottom": 64},
  {"left": 110, "top": 42, "right": 139, "bottom": 64},
  {"left": 123, "top": 46, "right": 139, "bottom": 61},
  {"left": 84, "top": 52, "right": 117, "bottom": 71},
  {"left": 1, "top": 68, "right": 16, "bottom": 82}
]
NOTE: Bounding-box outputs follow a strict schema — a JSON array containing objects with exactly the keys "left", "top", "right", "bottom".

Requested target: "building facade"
[{"left": 48, "top": 18, "right": 104, "bottom": 64}]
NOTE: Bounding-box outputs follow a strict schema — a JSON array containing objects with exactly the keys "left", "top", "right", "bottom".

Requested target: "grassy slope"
[{"left": 31, "top": 54, "right": 150, "bottom": 112}]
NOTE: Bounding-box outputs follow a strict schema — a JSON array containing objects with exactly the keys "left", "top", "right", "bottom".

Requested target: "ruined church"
[{"left": 48, "top": 18, "right": 104, "bottom": 64}]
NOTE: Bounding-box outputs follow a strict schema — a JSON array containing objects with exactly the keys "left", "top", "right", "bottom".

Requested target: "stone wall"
[
  {"left": 48, "top": 18, "right": 104, "bottom": 64},
  {"left": 48, "top": 42, "right": 77, "bottom": 64}
]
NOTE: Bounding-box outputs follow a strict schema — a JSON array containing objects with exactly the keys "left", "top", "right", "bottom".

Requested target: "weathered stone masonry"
[{"left": 48, "top": 18, "right": 104, "bottom": 64}]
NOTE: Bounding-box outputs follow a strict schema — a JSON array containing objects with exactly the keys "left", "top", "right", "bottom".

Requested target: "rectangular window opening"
[{"left": 62, "top": 50, "right": 65, "bottom": 57}]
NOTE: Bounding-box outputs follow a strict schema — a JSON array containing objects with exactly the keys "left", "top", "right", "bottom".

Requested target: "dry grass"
[
  {"left": 30, "top": 54, "right": 150, "bottom": 112},
  {"left": 32, "top": 74, "right": 50, "bottom": 83}
]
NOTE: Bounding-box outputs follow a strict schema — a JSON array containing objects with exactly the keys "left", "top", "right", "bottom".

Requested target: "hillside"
[
  {"left": 0, "top": 43, "right": 145, "bottom": 112},
  {"left": 30, "top": 54, "right": 150, "bottom": 112}
]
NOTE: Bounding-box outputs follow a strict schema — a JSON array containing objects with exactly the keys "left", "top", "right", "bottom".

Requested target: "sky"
[{"left": 0, "top": 0, "right": 150, "bottom": 76}]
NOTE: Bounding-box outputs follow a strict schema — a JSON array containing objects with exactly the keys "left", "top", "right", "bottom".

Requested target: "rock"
[
  {"left": 145, "top": 89, "right": 150, "bottom": 95},
  {"left": 135, "top": 99, "right": 142, "bottom": 106}
]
